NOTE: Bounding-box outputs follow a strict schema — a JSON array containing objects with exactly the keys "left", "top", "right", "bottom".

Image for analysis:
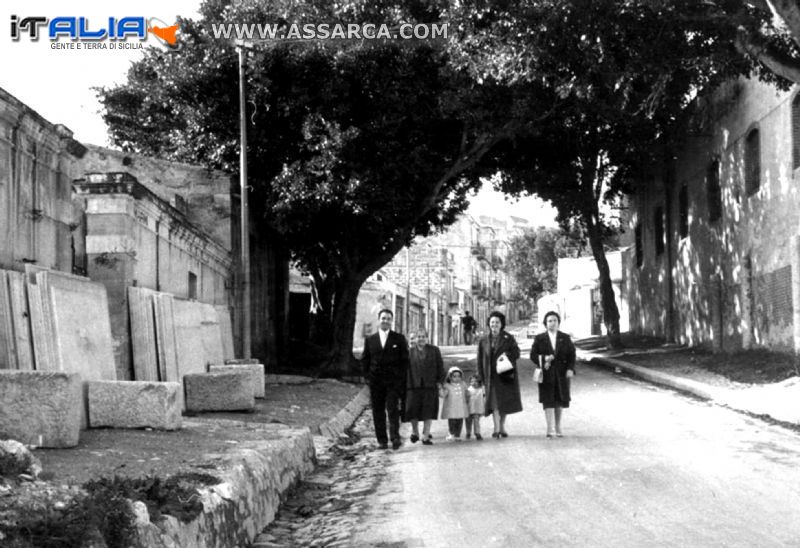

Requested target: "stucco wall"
[{"left": 628, "top": 78, "right": 799, "bottom": 352}]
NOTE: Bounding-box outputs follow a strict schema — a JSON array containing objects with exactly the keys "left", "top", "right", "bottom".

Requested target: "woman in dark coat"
[
  {"left": 530, "top": 311, "right": 576, "bottom": 438},
  {"left": 476, "top": 311, "right": 522, "bottom": 438},
  {"left": 404, "top": 328, "right": 445, "bottom": 445}
]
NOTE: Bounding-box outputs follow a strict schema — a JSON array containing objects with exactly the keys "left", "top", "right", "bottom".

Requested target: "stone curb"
[
  {"left": 587, "top": 355, "right": 800, "bottom": 428},
  {"left": 134, "top": 382, "right": 371, "bottom": 546},
  {"left": 134, "top": 421, "right": 316, "bottom": 548},
  {"left": 317, "top": 385, "right": 371, "bottom": 438},
  {"left": 588, "top": 356, "right": 727, "bottom": 401}
]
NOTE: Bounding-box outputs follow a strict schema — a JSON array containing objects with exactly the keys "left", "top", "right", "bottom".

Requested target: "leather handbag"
[
  {"left": 496, "top": 352, "right": 514, "bottom": 374},
  {"left": 533, "top": 356, "right": 544, "bottom": 383}
]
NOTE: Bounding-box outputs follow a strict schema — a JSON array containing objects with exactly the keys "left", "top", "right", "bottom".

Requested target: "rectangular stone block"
[
  {"left": 88, "top": 380, "right": 182, "bottom": 430},
  {"left": 7, "top": 272, "right": 34, "bottom": 370},
  {"left": 128, "top": 287, "right": 159, "bottom": 381},
  {"left": 208, "top": 363, "right": 265, "bottom": 398},
  {"left": 173, "top": 299, "right": 224, "bottom": 379},
  {"left": 0, "top": 370, "right": 81, "bottom": 448},
  {"left": 0, "top": 271, "right": 16, "bottom": 369},
  {"left": 153, "top": 294, "right": 180, "bottom": 383},
  {"left": 215, "top": 305, "right": 235, "bottom": 361},
  {"left": 184, "top": 371, "right": 254, "bottom": 412}
]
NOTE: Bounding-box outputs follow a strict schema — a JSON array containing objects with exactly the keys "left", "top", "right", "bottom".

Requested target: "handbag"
[
  {"left": 496, "top": 352, "right": 514, "bottom": 374},
  {"left": 533, "top": 355, "right": 543, "bottom": 383}
]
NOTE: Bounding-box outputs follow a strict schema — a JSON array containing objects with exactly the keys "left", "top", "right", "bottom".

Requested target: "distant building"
[{"left": 547, "top": 250, "right": 629, "bottom": 338}]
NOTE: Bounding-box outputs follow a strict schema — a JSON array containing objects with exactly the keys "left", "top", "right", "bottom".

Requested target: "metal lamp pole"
[{"left": 237, "top": 41, "right": 251, "bottom": 359}]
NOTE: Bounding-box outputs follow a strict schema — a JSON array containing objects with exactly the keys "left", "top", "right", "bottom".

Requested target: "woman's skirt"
[{"left": 404, "top": 387, "right": 439, "bottom": 421}]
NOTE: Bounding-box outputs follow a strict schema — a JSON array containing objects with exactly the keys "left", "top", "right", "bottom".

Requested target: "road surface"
[{"left": 351, "top": 352, "right": 800, "bottom": 547}]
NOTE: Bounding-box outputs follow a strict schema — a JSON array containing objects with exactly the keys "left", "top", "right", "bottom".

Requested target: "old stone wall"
[{"left": 627, "top": 78, "right": 800, "bottom": 352}]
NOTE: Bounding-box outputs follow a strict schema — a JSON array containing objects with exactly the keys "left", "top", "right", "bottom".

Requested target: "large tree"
[
  {"left": 450, "top": 0, "right": 756, "bottom": 347},
  {"left": 98, "top": 0, "right": 549, "bottom": 373}
]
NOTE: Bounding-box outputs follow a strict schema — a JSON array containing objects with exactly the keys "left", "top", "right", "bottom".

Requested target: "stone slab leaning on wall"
[
  {"left": 0, "top": 370, "right": 81, "bottom": 448},
  {"left": 88, "top": 380, "right": 182, "bottom": 430}
]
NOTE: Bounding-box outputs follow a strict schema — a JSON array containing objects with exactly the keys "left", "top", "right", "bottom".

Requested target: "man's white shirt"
[{"left": 379, "top": 329, "right": 389, "bottom": 348}]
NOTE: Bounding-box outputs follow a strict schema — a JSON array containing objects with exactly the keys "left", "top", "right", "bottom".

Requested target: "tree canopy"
[
  {"left": 97, "top": 0, "right": 552, "bottom": 371},
  {"left": 446, "top": 0, "right": 760, "bottom": 345}
]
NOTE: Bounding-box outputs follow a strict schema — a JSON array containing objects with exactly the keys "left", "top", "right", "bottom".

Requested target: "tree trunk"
[
  {"left": 320, "top": 277, "right": 364, "bottom": 378},
  {"left": 585, "top": 214, "right": 623, "bottom": 349}
]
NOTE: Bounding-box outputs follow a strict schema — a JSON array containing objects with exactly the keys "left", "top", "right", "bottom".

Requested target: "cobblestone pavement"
[{"left": 250, "top": 410, "right": 394, "bottom": 548}]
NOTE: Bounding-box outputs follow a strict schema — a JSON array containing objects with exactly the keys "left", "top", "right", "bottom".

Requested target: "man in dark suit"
[{"left": 361, "top": 308, "right": 409, "bottom": 450}]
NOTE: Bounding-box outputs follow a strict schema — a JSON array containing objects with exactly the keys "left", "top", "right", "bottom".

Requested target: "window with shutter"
[
  {"left": 654, "top": 206, "right": 665, "bottom": 256},
  {"left": 707, "top": 159, "right": 722, "bottom": 223},
  {"left": 745, "top": 129, "right": 760, "bottom": 196},
  {"left": 793, "top": 94, "right": 800, "bottom": 170},
  {"left": 635, "top": 223, "right": 643, "bottom": 268}
]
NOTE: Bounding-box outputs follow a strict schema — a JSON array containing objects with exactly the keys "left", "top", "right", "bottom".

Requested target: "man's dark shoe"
[
  {"left": 378, "top": 442, "right": 389, "bottom": 450},
  {"left": 391, "top": 439, "right": 402, "bottom": 450}
]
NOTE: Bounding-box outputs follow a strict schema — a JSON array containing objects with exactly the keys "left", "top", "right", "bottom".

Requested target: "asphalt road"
[{"left": 351, "top": 349, "right": 800, "bottom": 547}]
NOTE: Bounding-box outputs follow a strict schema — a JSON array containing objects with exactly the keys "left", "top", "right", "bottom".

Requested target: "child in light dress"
[
  {"left": 465, "top": 375, "right": 485, "bottom": 440},
  {"left": 440, "top": 366, "right": 469, "bottom": 441}
]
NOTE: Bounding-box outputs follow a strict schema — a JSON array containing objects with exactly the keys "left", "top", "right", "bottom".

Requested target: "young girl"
[
  {"left": 440, "top": 366, "right": 470, "bottom": 440},
  {"left": 465, "top": 375, "right": 485, "bottom": 440}
]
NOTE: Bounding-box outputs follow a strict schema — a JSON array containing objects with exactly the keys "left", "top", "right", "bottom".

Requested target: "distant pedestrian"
[
  {"left": 404, "top": 328, "right": 445, "bottom": 446},
  {"left": 439, "top": 366, "right": 469, "bottom": 441},
  {"left": 461, "top": 311, "right": 477, "bottom": 345},
  {"left": 465, "top": 375, "right": 485, "bottom": 440},
  {"left": 477, "top": 311, "right": 522, "bottom": 438},
  {"left": 530, "top": 311, "right": 576, "bottom": 438},
  {"left": 361, "top": 309, "right": 409, "bottom": 450}
]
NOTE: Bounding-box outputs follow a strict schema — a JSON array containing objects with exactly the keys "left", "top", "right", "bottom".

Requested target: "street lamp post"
[{"left": 237, "top": 41, "right": 251, "bottom": 359}]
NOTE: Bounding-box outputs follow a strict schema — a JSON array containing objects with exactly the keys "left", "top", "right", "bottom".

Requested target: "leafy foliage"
[{"left": 97, "top": 0, "right": 548, "bottom": 368}]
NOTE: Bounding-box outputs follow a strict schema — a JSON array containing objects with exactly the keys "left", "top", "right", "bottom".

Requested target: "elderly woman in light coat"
[{"left": 476, "top": 311, "right": 522, "bottom": 438}]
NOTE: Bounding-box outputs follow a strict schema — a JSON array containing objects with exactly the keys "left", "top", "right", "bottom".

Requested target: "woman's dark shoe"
[
  {"left": 410, "top": 434, "right": 419, "bottom": 443},
  {"left": 491, "top": 432, "right": 500, "bottom": 439},
  {"left": 499, "top": 431, "right": 508, "bottom": 438},
  {"left": 422, "top": 436, "right": 433, "bottom": 445},
  {"left": 475, "top": 434, "right": 483, "bottom": 441}
]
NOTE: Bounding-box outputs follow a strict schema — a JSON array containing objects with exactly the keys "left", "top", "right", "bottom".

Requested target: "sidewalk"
[
  {"left": 2, "top": 376, "right": 369, "bottom": 548},
  {"left": 579, "top": 341, "right": 800, "bottom": 429}
]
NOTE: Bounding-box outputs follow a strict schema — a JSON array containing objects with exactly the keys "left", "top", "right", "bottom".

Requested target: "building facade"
[{"left": 626, "top": 77, "right": 800, "bottom": 353}]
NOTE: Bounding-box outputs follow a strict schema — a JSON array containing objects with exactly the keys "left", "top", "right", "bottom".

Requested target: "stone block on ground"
[
  {"left": 0, "top": 370, "right": 81, "bottom": 448},
  {"left": 88, "top": 380, "right": 182, "bottom": 430},
  {"left": 225, "top": 358, "right": 261, "bottom": 365},
  {"left": 208, "top": 363, "right": 265, "bottom": 399},
  {"left": 184, "top": 371, "right": 255, "bottom": 412}
]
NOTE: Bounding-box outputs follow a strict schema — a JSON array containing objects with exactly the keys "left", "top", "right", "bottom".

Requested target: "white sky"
[{"left": 0, "top": 0, "right": 555, "bottom": 225}]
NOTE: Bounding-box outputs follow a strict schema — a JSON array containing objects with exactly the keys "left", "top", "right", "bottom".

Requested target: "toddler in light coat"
[
  {"left": 465, "top": 375, "right": 485, "bottom": 440},
  {"left": 440, "top": 366, "right": 469, "bottom": 440}
]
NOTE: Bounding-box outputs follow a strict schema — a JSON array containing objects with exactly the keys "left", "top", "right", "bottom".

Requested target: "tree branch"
[
  {"left": 735, "top": 27, "right": 800, "bottom": 83},
  {"left": 769, "top": 0, "right": 800, "bottom": 51}
]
